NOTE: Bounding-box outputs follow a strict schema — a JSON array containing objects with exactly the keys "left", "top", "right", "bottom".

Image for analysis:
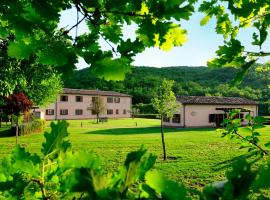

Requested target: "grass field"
[{"left": 0, "top": 118, "right": 269, "bottom": 191}]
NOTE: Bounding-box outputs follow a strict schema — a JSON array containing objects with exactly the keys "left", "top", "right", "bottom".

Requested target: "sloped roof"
[
  {"left": 63, "top": 88, "right": 131, "bottom": 97},
  {"left": 177, "top": 96, "right": 257, "bottom": 105}
]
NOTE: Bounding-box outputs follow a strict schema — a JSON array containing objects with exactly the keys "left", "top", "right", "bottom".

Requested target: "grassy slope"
[{"left": 0, "top": 118, "right": 269, "bottom": 190}]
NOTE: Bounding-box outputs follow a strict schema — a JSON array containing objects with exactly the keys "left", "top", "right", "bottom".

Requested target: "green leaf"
[
  {"left": 264, "top": 142, "right": 270, "bottom": 149},
  {"left": 101, "top": 23, "right": 122, "bottom": 44},
  {"left": 224, "top": 159, "right": 256, "bottom": 199},
  {"left": 253, "top": 161, "right": 270, "bottom": 190},
  {"left": 145, "top": 170, "right": 188, "bottom": 199},
  {"left": 91, "top": 57, "right": 131, "bottom": 81},
  {"left": 11, "top": 146, "right": 40, "bottom": 177},
  {"left": 124, "top": 146, "right": 147, "bottom": 168},
  {"left": 8, "top": 40, "right": 37, "bottom": 59},
  {"left": 38, "top": 41, "right": 70, "bottom": 66},
  {"left": 200, "top": 15, "right": 211, "bottom": 26},
  {"left": 42, "top": 121, "right": 71, "bottom": 156},
  {"left": 254, "top": 116, "right": 267, "bottom": 124}
]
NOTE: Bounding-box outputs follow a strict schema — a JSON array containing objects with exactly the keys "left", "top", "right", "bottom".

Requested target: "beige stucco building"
[
  {"left": 35, "top": 88, "right": 132, "bottom": 120},
  {"left": 164, "top": 96, "right": 258, "bottom": 128}
]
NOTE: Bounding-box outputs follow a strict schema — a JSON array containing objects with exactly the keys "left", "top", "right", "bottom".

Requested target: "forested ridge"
[{"left": 64, "top": 65, "right": 270, "bottom": 115}]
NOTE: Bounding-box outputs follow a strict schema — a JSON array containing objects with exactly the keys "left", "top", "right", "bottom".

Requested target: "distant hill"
[{"left": 64, "top": 65, "right": 270, "bottom": 115}]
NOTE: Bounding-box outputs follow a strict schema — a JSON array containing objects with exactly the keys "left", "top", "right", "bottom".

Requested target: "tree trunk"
[
  {"left": 96, "top": 113, "right": 99, "bottom": 124},
  {"left": 0, "top": 117, "right": 2, "bottom": 128},
  {"left": 160, "top": 116, "right": 167, "bottom": 160},
  {"left": 16, "top": 116, "right": 19, "bottom": 145}
]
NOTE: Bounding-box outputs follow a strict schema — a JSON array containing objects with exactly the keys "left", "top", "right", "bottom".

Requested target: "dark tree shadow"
[
  {"left": 84, "top": 127, "right": 215, "bottom": 135},
  {"left": 0, "top": 128, "right": 13, "bottom": 138},
  {"left": 212, "top": 151, "right": 261, "bottom": 171}
]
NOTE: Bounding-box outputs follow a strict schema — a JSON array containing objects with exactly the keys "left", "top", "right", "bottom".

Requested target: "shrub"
[
  {"left": 19, "top": 119, "right": 46, "bottom": 136},
  {"left": 133, "top": 114, "right": 159, "bottom": 119}
]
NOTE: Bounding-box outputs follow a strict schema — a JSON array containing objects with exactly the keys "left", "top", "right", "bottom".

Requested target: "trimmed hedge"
[
  {"left": 12, "top": 119, "right": 46, "bottom": 136},
  {"left": 133, "top": 114, "right": 159, "bottom": 119}
]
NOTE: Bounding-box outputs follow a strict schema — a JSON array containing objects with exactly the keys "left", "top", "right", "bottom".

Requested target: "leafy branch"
[{"left": 220, "top": 109, "right": 269, "bottom": 156}]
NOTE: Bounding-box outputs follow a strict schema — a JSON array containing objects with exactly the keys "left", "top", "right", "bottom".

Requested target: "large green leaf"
[
  {"left": 145, "top": 170, "right": 188, "bottom": 200},
  {"left": 42, "top": 121, "right": 71, "bottom": 156},
  {"left": 8, "top": 39, "right": 37, "bottom": 59},
  {"left": 91, "top": 57, "right": 131, "bottom": 81}
]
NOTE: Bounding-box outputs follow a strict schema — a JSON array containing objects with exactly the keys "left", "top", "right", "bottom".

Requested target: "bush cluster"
[{"left": 19, "top": 119, "right": 46, "bottom": 135}]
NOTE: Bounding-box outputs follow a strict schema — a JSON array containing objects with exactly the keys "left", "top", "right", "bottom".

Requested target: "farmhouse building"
[
  {"left": 164, "top": 96, "right": 258, "bottom": 128},
  {"left": 36, "top": 88, "right": 132, "bottom": 120}
]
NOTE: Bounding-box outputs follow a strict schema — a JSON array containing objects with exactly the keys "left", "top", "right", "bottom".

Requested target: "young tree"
[
  {"left": 3, "top": 92, "right": 33, "bottom": 144},
  {"left": 87, "top": 96, "right": 106, "bottom": 124},
  {"left": 152, "top": 79, "right": 179, "bottom": 160}
]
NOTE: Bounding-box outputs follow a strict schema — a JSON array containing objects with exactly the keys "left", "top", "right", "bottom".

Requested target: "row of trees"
[{"left": 64, "top": 64, "right": 270, "bottom": 115}]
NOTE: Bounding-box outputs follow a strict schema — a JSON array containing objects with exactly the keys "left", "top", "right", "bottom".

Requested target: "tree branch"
[
  {"left": 62, "top": 15, "right": 87, "bottom": 36},
  {"left": 32, "top": 178, "right": 48, "bottom": 200},
  {"left": 233, "top": 129, "right": 269, "bottom": 155},
  {"left": 244, "top": 51, "right": 270, "bottom": 57}
]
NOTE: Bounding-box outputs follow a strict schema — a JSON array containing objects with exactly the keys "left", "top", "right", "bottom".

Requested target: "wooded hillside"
[{"left": 64, "top": 65, "right": 270, "bottom": 115}]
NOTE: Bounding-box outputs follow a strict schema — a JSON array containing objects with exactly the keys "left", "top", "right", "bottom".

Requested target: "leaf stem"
[{"left": 233, "top": 129, "right": 269, "bottom": 155}]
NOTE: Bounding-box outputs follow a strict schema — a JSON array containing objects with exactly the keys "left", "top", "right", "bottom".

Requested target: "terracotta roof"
[
  {"left": 62, "top": 88, "right": 131, "bottom": 97},
  {"left": 177, "top": 96, "right": 257, "bottom": 105}
]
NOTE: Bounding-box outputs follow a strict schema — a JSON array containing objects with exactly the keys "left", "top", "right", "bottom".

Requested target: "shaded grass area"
[{"left": 0, "top": 118, "right": 269, "bottom": 191}]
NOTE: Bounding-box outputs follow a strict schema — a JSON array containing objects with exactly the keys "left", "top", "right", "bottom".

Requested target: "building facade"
[
  {"left": 164, "top": 96, "right": 258, "bottom": 128},
  {"left": 36, "top": 88, "right": 132, "bottom": 120}
]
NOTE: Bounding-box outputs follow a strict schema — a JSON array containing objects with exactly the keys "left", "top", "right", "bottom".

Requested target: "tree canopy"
[{"left": 1, "top": 0, "right": 270, "bottom": 88}]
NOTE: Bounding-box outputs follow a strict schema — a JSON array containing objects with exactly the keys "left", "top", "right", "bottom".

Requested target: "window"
[
  {"left": 91, "top": 110, "right": 97, "bottom": 115},
  {"left": 60, "top": 95, "right": 68, "bottom": 102},
  {"left": 163, "top": 117, "right": 170, "bottom": 123},
  {"left": 46, "top": 109, "right": 54, "bottom": 115},
  {"left": 75, "top": 109, "right": 83, "bottom": 115},
  {"left": 60, "top": 109, "right": 68, "bottom": 115},
  {"left": 172, "top": 114, "right": 181, "bottom": 123},
  {"left": 107, "top": 109, "right": 113, "bottom": 115},
  {"left": 114, "top": 97, "right": 120, "bottom": 103},
  {"left": 233, "top": 113, "right": 244, "bottom": 122},
  {"left": 76, "top": 96, "right": 83, "bottom": 102},
  {"left": 123, "top": 109, "right": 126, "bottom": 114},
  {"left": 116, "top": 109, "right": 119, "bottom": 114},
  {"left": 107, "top": 97, "right": 113, "bottom": 103},
  {"left": 209, "top": 114, "right": 216, "bottom": 123}
]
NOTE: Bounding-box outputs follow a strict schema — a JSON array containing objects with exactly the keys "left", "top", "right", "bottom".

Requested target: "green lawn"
[{"left": 0, "top": 118, "right": 269, "bottom": 191}]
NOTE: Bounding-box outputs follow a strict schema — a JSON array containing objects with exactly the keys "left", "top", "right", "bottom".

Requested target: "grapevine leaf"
[
  {"left": 101, "top": 23, "right": 122, "bottom": 44},
  {"left": 8, "top": 40, "right": 37, "bottom": 59},
  {"left": 254, "top": 116, "right": 268, "bottom": 124},
  {"left": 253, "top": 161, "right": 270, "bottom": 190},
  {"left": 91, "top": 57, "right": 131, "bottom": 81},
  {"left": 145, "top": 170, "right": 188, "bottom": 200},
  {"left": 224, "top": 159, "right": 256, "bottom": 199},
  {"left": 264, "top": 142, "right": 270, "bottom": 149},
  {"left": 200, "top": 15, "right": 211, "bottom": 26},
  {"left": 42, "top": 121, "right": 71, "bottom": 156},
  {"left": 38, "top": 41, "right": 70, "bottom": 66},
  {"left": 12, "top": 146, "right": 40, "bottom": 177}
]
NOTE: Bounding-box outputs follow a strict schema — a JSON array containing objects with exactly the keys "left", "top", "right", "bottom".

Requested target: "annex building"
[
  {"left": 36, "top": 88, "right": 132, "bottom": 120},
  {"left": 164, "top": 96, "right": 258, "bottom": 128}
]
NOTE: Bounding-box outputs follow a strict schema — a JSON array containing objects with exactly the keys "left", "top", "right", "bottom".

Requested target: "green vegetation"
[
  {"left": 1, "top": 0, "right": 270, "bottom": 198},
  {"left": 64, "top": 64, "right": 270, "bottom": 115},
  {"left": 0, "top": 118, "right": 269, "bottom": 190},
  {"left": 19, "top": 119, "right": 46, "bottom": 136}
]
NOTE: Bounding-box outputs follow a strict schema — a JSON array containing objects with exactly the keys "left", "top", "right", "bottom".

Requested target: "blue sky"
[{"left": 60, "top": 7, "right": 270, "bottom": 69}]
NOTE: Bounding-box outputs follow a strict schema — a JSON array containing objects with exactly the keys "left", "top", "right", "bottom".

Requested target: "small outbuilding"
[{"left": 164, "top": 96, "right": 258, "bottom": 128}]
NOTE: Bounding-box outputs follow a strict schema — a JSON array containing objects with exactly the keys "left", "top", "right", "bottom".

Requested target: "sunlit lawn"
[{"left": 0, "top": 118, "right": 269, "bottom": 191}]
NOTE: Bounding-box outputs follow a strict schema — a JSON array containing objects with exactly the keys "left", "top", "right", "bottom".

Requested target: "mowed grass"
[{"left": 0, "top": 118, "right": 270, "bottom": 191}]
